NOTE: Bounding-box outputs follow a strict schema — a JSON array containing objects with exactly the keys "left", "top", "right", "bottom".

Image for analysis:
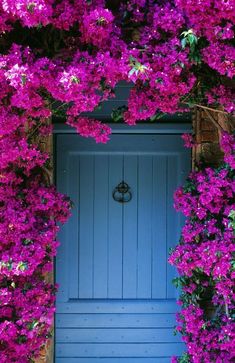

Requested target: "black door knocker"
[{"left": 112, "top": 181, "right": 132, "bottom": 203}]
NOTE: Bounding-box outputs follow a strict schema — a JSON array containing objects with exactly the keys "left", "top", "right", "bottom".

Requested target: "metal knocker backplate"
[{"left": 112, "top": 181, "right": 132, "bottom": 203}]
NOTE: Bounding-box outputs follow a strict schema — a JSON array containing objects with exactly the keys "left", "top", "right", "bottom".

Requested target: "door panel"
[
  {"left": 107, "top": 156, "right": 123, "bottom": 298},
  {"left": 56, "top": 132, "right": 191, "bottom": 362}
]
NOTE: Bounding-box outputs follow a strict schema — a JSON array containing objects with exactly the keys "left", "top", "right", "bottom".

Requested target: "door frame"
[
  {"left": 53, "top": 122, "right": 191, "bottom": 363},
  {"left": 53, "top": 122, "right": 192, "bottom": 135}
]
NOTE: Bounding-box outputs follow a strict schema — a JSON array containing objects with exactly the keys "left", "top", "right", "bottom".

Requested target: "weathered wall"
[{"left": 192, "top": 107, "right": 233, "bottom": 168}]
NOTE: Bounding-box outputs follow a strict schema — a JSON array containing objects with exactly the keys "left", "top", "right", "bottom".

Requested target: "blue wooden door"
[{"left": 55, "top": 130, "right": 191, "bottom": 363}]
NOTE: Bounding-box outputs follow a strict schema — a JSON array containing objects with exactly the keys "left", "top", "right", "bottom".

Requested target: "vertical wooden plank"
[
  {"left": 152, "top": 156, "right": 167, "bottom": 299},
  {"left": 93, "top": 155, "right": 109, "bottom": 298},
  {"left": 108, "top": 155, "right": 123, "bottom": 298},
  {"left": 137, "top": 155, "right": 153, "bottom": 299},
  {"left": 78, "top": 155, "right": 94, "bottom": 298},
  {"left": 123, "top": 155, "right": 138, "bottom": 298},
  {"left": 67, "top": 155, "right": 79, "bottom": 299},
  {"left": 166, "top": 155, "right": 178, "bottom": 298}
]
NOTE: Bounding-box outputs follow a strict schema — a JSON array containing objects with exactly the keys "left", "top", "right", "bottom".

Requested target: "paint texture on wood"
[{"left": 55, "top": 133, "right": 190, "bottom": 361}]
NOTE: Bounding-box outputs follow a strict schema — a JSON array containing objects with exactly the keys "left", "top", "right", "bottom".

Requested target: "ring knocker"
[{"left": 112, "top": 181, "right": 132, "bottom": 203}]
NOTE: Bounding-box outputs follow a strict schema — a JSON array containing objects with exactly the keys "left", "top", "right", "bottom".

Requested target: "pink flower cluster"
[
  {"left": 67, "top": 116, "right": 111, "bottom": 143},
  {"left": 203, "top": 43, "right": 235, "bottom": 78},
  {"left": 173, "top": 305, "right": 235, "bottom": 363},
  {"left": 0, "top": 1, "right": 234, "bottom": 361},
  {"left": 169, "top": 133, "right": 235, "bottom": 363},
  {"left": 1, "top": 0, "right": 53, "bottom": 27},
  {"left": 0, "top": 0, "right": 233, "bottom": 134},
  {"left": 80, "top": 8, "right": 115, "bottom": 47},
  {"left": 220, "top": 132, "right": 235, "bottom": 169},
  {"left": 175, "top": 0, "right": 235, "bottom": 42},
  {"left": 207, "top": 86, "right": 235, "bottom": 114},
  {"left": 0, "top": 48, "right": 71, "bottom": 362},
  {"left": 0, "top": 182, "right": 71, "bottom": 361}
]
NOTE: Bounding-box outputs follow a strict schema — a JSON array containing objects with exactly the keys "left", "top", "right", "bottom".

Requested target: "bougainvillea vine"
[
  {"left": 0, "top": 118, "right": 71, "bottom": 361},
  {"left": 0, "top": 0, "right": 234, "bottom": 362},
  {"left": 169, "top": 132, "right": 235, "bottom": 363}
]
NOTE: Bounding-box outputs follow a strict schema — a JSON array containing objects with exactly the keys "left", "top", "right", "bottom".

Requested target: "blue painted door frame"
[{"left": 54, "top": 124, "right": 191, "bottom": 363}]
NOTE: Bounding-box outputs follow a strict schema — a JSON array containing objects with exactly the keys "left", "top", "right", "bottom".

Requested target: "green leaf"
[
  {"left": 155, "top": 77, "right": 163, "bottom": 84},
  {"left": 128, "top": 57, "right": 149, "bottom": 77},
  {"left": 150, "top": 113, "right": 165, "bottom": 122},
  {"left": 231, "top": 260, "right": 235, "bottom": 271},
  {"left": 188, "top": 33, "right": 197, "bottom": 46},
  {"left": 111, "top": 105, "right": 127, "bottom": 122},
  {"left": 228, "top": 210, "right": 235, "bottom": 232},
  {"left": 27, "top": 3, "right": 36, "bottom": 14},
  {"left": 0, "top": 260, "right": 13, "bottom": 271},
  {"left": 18, "top": 262, "right": 28, "bottom": 271},
  {"left": 17, "top": 335, "right": 27, "bottom": 344},
  {"left": 22, "top": 238, "right": 33, "bottom": 246},
  {"left": 178, "top": 353, "right": 191, "bottom": 363},
  {"left": 27, "top": 320, "right": 39, "bottom": 331},
  {"left": 70, "top": 76, "right": 80, "bottom": 84},
  {"left": 129, "top": 68, "right": 137, "bottom": 76},
  {"left": 21, "top": 74, "right": 27, "bottom": 86},
  {"left": 180, "top": 29, "right": 199, "bottom": 63}
]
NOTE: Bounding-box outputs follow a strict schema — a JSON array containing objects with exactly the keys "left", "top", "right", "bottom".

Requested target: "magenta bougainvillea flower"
[
  {"left": 0, "top": 1, "right": 234, "bottom": 361},
  {"left": 169, "top": 132, "right": 235, "bottom": 362}
]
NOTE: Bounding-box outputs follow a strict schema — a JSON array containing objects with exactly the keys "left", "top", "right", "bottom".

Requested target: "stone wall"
[{"left": 192, "top": 107, "right": 233, "bottom": 168}]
